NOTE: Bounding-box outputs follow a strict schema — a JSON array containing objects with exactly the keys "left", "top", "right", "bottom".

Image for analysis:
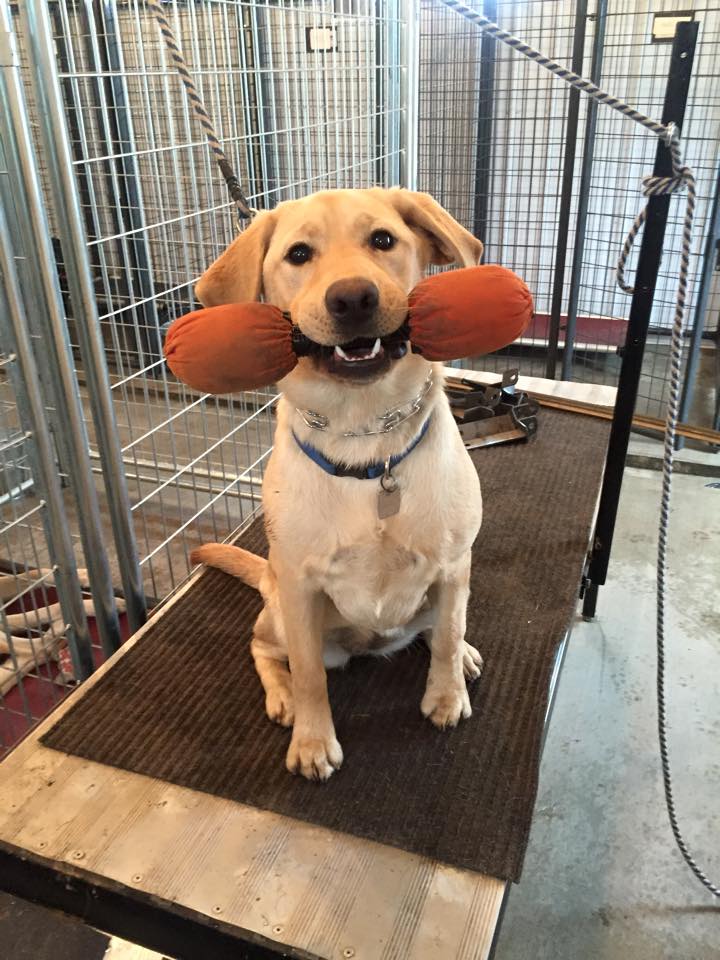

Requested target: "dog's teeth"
[{"left": 334, "top": 339, "right": 381, "bottom": 362}]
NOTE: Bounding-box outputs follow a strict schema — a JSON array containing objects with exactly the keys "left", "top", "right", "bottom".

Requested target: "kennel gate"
[{"left": 0, "top": 0, "right": 718, "bottom": 752}]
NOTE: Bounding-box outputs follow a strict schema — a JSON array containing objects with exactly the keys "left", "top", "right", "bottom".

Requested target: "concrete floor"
[{"left": 495, "top": 463, "right": 720, "bottom": 960}]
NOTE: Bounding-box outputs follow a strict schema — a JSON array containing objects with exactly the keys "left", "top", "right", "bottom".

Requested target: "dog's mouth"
[
  {"left": 323, "top": 332, "right": 408, "bottom": 379},
  {"left": 292, "top": 325, "right": 410, "bottom": 380}
]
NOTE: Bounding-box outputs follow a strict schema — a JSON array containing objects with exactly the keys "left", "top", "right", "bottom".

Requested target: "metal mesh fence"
[
  {"left": 418, "top": 0, "right": 720, "bottom": 420},
  {"left": 10, "top": 0, "right": 407, "bottom": 603},
  {"left": 0, "top": 158, "right": 90, "bottom": 755}
]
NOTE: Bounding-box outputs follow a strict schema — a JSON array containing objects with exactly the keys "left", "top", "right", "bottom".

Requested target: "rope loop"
[{"left": 616, "top": 130, "right": 695, "bottom": 295}]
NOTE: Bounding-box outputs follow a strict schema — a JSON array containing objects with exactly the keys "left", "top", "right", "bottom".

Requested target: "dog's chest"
[{"left": 314, "top": 527, "right": 438, "bottom": 632}]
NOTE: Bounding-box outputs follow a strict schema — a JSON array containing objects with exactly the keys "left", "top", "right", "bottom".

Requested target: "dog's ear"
[
  {"left": 383, "top": 189, "right": 483, "bottom": 268},
  {"left": 195, "top": 211, "right": 277, "bottom": 306}
]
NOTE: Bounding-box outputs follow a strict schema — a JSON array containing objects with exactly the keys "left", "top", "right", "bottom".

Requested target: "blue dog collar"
[{"left": 293, "top": 416, "right": 432, "bottom": 480}]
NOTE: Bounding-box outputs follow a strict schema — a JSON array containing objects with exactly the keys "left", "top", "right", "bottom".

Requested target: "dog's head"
[{"left": 196, "top": 188, "right": 482, "bottom": 382}]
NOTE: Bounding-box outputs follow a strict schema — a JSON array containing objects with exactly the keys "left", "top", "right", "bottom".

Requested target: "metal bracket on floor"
[{"left": 446, "top": 369, "right": 539, "bottom": 449}]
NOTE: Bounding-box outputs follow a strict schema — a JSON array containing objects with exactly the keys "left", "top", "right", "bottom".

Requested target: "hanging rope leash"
[
  {"left": 147, "top": 0, "right": 255, "bottom": 222},
  {"left": 441, "top": 0, "right": 717, "bottom": 899}
]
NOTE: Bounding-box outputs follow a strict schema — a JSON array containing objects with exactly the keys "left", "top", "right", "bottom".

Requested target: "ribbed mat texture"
[{"left": 43, "top": 410, "right": 609, "bottom": 882}]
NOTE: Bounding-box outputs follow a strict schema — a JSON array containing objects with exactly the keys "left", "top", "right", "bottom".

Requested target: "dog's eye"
[
  {"left": 370, "top": 230, "right": 396, "bottom": 251},
  {"left": 286, "top": 243, "right": 313, "bottom": 265}
]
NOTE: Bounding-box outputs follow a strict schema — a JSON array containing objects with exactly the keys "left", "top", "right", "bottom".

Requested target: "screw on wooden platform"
[{"left": 343, "top": 949, "right": 356, "bottom": 958}]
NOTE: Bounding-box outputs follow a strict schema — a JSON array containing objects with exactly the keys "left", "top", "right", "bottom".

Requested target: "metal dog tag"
[{"left": 377, "top": 461, "right": 401, "bottom": 519}]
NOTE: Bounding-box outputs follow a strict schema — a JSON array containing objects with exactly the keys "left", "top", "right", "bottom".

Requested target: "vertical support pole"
[
  {"left": 561, "top": 0, "right": 608, "bottom": 381},
  {"left": 676, "top": 160, "right": 720, "bottom": 445},
  {"left": 239, "top": 3, "right": 265, "bottom": 206},
  {"left": 20, "top": 0, "right": 147, "bottom": 635},
  {"left": 386, "top": 0, "right": 403, "bottom": 187},
  {"left": 48, "top": 4, "right": 98, "bottom": 247},
  {"left": 248, "top": 3, "right": 275, "bottom": 204},
  {"left": 1, "top": 0, "right": 124, "bottom": 657},
  {"left": 0, "top": 206, "right": 94, "bottom": 682},
  {"left": 374, "top": 0, "right": 387, "bottom": 187},
  {"left": 545, "top": 0, "right": 589, "bottom": 380},
  {"left": 399, "top": 0, "right": 419, "bottom": 190},
  {"left": 473, "top": 0, "right": 496, "bottom": 244},
  {"left": 583, "top": 21, "right": 699, "bottom": 618}
]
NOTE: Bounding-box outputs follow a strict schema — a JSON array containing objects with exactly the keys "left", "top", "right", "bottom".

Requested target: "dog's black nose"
[{"left": 325, "top": 278, "right": 379, "bottom": 325}]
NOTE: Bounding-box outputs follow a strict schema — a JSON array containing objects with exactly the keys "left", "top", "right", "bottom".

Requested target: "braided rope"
[
  {"left": 147, "top": 0, "right": 254, "bottom": 220},
  {"left": 439, "top": 0, "right": 671, "bottom": 138},
  {"left": 441, "top": 0, "right": 718, "bottom": 900},
  {"left": 653, "top": 156, "right": 719, "bottom": 898},
  {"left": 617, "top": 133, "right": 694, "bottom": 293}
]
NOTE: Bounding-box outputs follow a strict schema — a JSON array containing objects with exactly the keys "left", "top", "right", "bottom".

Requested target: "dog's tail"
[{"left": 190, "top": 543, "right": 267, "bottom": 592}]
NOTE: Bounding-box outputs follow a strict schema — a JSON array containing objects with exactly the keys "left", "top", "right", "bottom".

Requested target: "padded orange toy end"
[
  {"left": 164, "top": 302, "right": 296, "bottom": 394},
  {"left": 408, "top": 265, "right": 534, "bottom": 361}
]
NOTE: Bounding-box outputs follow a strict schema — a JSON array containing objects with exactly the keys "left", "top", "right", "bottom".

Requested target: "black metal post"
[
  {"left": 582, "top": 21, "right": 699, "bottom": 619},
  {"left": 561, "top": 0, "right": 608, "bottom": 381},
  {"left": 676, "top": 159, "right": 720, "bottom": 447},
  {"left": 545, "top": 0, "right": 589, "bottom": 379},
  {"left": 472, "top": 0, "right": 496, "bottom": 244}
]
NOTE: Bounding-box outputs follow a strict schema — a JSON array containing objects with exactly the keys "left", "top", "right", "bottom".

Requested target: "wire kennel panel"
[
  {"left": 418, "top": 0, "right": 583, "bottom": 381},
  {"left": 0, "top": 306, "right": 83, "bottom": 757},
  {"left": 418, "top": 0, "right": 719, "bottom": 429},
  {"left": 575, "top": 0, "right": 720, "bottom": 419},
  {"left": 0, "top": 147, "right": 96, "bottom": 754},
  {"left": 11, "top": 0, "right": 408, "bottom": 604}
]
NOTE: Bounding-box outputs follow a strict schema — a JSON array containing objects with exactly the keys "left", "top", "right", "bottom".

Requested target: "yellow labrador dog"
[{"left": 192, "top": 188, "right": 483, "bottom": 781}]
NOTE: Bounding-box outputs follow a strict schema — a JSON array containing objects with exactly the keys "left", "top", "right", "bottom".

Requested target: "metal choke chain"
[{"left": 442, "top": 0, "right": 718, "bottom": 899}]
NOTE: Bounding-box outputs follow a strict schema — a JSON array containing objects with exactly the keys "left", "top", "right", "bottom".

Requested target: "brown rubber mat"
[{"left": 43, "top": 409, "right": 609, "bottom": 882}]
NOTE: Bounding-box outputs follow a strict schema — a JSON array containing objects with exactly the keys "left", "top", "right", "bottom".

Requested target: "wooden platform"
[{"left": 0, "top": 374, "right": 615, "bottom": 960}]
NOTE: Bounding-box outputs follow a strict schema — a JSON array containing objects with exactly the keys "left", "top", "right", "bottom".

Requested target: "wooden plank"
[{"left": 447, "top": 366, "right": 618, "bottom": 410}]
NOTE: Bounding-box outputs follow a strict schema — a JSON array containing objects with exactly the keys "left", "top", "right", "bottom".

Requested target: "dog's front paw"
[
  {"left": 421, "top": 683, "right": 472, "bottom": 729},
  {"left": 266, "top": 686, "right": 294, "bottom": 727},
  {"left": 462, "top": 641, "right": 483, "bottom": 680},
  {"left": 286, "top": 732, "right": 343, "bottom": 781}
]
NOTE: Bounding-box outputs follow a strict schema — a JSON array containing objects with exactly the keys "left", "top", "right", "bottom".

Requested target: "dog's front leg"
[
  {"left": 422, "top": 553, "right": 477, "bottom": 728},
  {"left": 279, "top": 579, "right": 342, "bottom": 781}
]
